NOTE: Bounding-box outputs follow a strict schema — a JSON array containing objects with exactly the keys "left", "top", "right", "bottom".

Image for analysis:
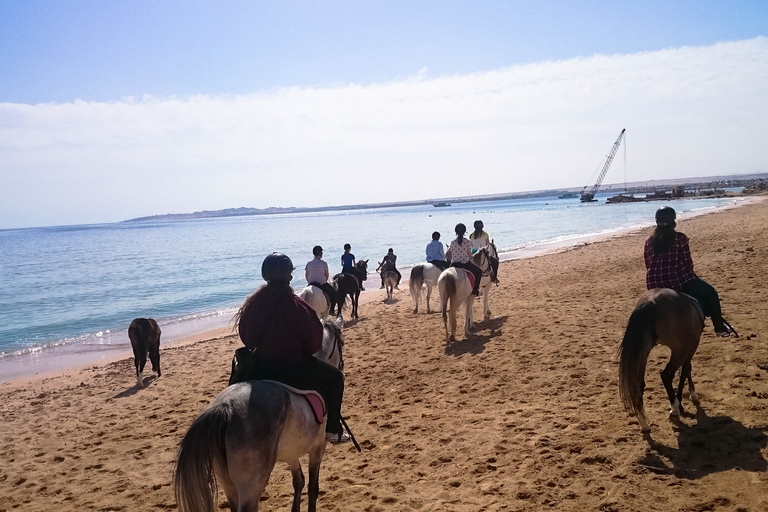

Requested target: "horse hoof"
[
  {"left": 690, "top": 391, "right": 700, "bottom": 403},
  {"left": 412, "top": 309, "right": 418, "bottom": 314}
]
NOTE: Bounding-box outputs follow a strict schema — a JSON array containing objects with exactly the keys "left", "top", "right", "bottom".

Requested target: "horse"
[
  {"left": 472, "top": 242, "right": 499, "bottom": 321},
  {"left": 437, "top": 246, "right": 496, "bottom": 343},
  {"left": 332, "top": 260, "right": 368, "bottom": 320},
  {"left": 617, "top": 288, "right": 704, "bottom": 433},
  {"left": 381, "top": 270, "right": 398, "bottom": 301},
  {"left": 409, "top": 263, "right": 442, "bottom": 314},
  {"left": 299, "top": 285, "right": 331, "bottom": 319},
  {"left": 174, "top": 317, "right": 345, "bottom": 512},
  {"left": 128, "top": 318, "right": 161, "bottom": 388}
]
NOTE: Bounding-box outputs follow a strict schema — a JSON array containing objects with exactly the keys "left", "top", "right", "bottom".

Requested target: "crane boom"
[{"left": 580, "top": 128, "right": 626, "bottom": 202}]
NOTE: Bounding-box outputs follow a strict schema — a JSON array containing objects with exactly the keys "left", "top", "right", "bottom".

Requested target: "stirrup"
[{"left": 326, "top": 431, "right": 352, "bottom": 443}]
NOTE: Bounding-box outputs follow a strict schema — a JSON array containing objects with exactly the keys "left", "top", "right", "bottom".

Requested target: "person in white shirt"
[
  {"left": 305, "top": 246, "right": 337, "bottom": 304},
  {"left": 449, "top": 223, "right": 482, "bottom": 296}
]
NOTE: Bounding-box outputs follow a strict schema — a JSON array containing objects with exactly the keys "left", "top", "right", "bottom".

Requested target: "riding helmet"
[
  {"left": 262, "top": 252, "right": 294, "bottom": 282},
  {"left": 655, "top": 206, "right": 677, "bottom": 226}
]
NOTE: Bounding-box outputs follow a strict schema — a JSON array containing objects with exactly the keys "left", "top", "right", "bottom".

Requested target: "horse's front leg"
[
  {"left": 425, "top": 284, "right": 432, "bottom": 314},
  {"left": 288, "top": 459, "right": 305, "bottom": 512},
  {"left": 483, "top": 285, "right": 491, "bottom": 320}
]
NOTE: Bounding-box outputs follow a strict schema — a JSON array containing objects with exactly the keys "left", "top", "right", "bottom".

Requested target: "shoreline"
[
  {"left": 3, "top": 194, "right": 767, "bottom": 510},
  {"left": 1, "top": 195, "right": 760, "bottom": 385}
]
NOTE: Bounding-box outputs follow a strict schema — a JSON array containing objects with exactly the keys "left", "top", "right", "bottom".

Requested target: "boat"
[
  {"left": 433, "top": 202, "right": 451, "bottom": 207},
  {"left": 558, "top": 192, "right": 578, "bottom": 199}
]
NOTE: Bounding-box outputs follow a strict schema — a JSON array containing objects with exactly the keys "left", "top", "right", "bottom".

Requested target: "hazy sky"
[{"left": 1, "top": 1, "right": 767, "bottom": 229}]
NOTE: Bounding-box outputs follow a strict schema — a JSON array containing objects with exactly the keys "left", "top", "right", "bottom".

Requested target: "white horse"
[
  {"left": 438, "top": 246, "right": 497, "bottom": 342},
  {"left": 381, "top": 270, "right": 398, "bottom": 301},
  {"left": 174, "top": 317, "right": 345, "bottom": 512},
  {"left": 409, "top": 263, "right": 443, "bottom": 314},
  {"left": 437, "top": 267, "right": 476, "bottom": 343},
  {"left": 298, "top": 285, "right": 331, "bottom": 318}
]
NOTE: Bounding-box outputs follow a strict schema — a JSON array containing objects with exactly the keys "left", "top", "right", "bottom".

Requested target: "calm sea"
[{"left": 0, "top": 193, "right": 746, "bottom": 381}]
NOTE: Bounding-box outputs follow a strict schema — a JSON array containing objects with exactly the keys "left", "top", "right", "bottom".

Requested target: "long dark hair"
[
  {"left": 235, "top": 282, "right": 293, "bottom": 346},
  {"left": 455, "top": 223, "right": 466, "bottom": 244},
  {"left": 650, "top": 222, "right": 677, "bottom": 254}
]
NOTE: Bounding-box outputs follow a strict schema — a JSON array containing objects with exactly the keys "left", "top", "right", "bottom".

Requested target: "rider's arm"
[
  {"left": 305, "top": 264, "right": 310, "bottom": 283},
  {"left": 323, "top": 261, "right": 329, "bottom": 281},
  {"left": 643, "top": 239, "right": 652, "bottom": 270},
  {"left": 679, "top": 234, "right": 695, "bottom": 276}
]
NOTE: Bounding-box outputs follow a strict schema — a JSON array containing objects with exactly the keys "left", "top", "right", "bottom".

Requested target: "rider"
[
  {"left": 341, "top": 243, "right": 364, "bottom": 291},
  {"left": 449, "top": 223, "right": 483, "bottom": 296},
  {"left": 232, "top": 253, "right": 351, "bottom": 442},
  {"left": 644, "top": 206, "right": 731, "bottom": 337},
  {"left": 426, "top": 231, "right": 449, "bottom": 271},
  {"left": 377, "top": 248, "right": 401, "bottom": 289},
  {"left": 470, "top": 220, "right": 499, "bottom": 284},
  {"left": 305, "top": 245, "right": 337, "bottom": 306}
]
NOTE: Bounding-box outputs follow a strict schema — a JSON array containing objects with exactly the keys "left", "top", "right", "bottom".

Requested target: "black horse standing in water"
[
  {"left": 128, "top": 318, "right": 161, "bottom": 388},
  {"left": 332, "top": 260, "right": 368, "bottom": 320}
]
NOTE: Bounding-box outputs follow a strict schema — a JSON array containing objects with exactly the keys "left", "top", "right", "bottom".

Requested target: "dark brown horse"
[
  {"left": 332, "top": 260, "right": 368, "bottom": 320},
  {"left": 618, "top": 289, "right": 704, "bottom": 432},
  {"left": 128, "top": 318, "right": 161, "bottom": 388}
]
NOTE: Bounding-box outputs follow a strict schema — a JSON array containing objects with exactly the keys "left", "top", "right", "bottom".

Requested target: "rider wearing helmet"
[
  {"left": 469, "top": 220, "right": 500, "bottom": 284},
  {"left": 377, "top": 248, "right": 401, "bottom": 289},
  {"left": 449, "top": 223, "right": 483, "bottom": 296},
  {"left": 231, "top": 252, "right": 350, "bottom": 442},
  {"left": 644, "top": 207, "right": 731, "bottom": 337},
  {"left": 305, "top": 246, "right": 338, "bottom": 305}
]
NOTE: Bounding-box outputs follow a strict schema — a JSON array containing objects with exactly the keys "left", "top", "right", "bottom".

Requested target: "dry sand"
[{"left": 1, "top": 197, "right": 767, "bottom": 512}]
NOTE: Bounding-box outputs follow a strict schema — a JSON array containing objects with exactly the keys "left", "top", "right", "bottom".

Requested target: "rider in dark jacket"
[{"left": 231, "top": 252, "right": 351, "bottom": 442}]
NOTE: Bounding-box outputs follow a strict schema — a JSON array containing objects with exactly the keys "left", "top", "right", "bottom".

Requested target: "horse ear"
[
  {"left": 364, "top": 259, "right": 369, "bottom": 263},
  {"left": 334, "top": 314, "right": 344, "bottom": 329}
]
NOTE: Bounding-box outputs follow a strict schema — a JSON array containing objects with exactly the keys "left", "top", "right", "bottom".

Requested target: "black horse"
[
  {"left": 128, "top": 317, "right": 161, "bottom": 388},
  {"left": 332, "top": 260, "right": 368, "bottom": 320}
]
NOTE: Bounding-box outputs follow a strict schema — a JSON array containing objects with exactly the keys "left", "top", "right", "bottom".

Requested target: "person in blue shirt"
[
  {"left": 341, "top": 243, "right": 365, "bottom": 290},
  {"left": 426, "top": 231, "right": 449, "bottom": 271}
]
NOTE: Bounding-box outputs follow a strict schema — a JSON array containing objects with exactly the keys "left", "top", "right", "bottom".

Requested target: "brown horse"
[
  {"left": 332, "top": 260, "right": 368, "bottom": 320},
  {"left": 618, "top": 288, "right": 704, "bottom": 433},
  {"left": 128, "top": 318, "right": 161, "bottom": 388}
]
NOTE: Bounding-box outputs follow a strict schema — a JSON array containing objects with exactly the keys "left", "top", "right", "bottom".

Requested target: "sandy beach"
[{"left": 1, "top": 197, "right": 767, "bottom": 511}]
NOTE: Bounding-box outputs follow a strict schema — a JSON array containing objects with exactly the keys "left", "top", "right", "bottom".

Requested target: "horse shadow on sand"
[
  {"left": 445, "top": 316, "right": 508, "bottom": 356},
  {"left": 638, "top": 405, "right": 767, "bottom": 479},
  {"left": 113, "top": 375, "right": 159, "bottom": 398}
]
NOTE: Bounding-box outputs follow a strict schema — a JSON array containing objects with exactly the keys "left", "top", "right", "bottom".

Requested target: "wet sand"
[{"left": 1, "top": 197, "right": 767, "bottom": 511}]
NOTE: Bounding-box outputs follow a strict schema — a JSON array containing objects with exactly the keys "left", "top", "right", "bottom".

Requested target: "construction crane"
[{"left": 580, "top": 128, "right": 626, "bottom": 202}]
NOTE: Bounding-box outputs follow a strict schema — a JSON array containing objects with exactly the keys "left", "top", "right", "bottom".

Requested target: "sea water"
[{"left": 0, "top": 193, "right": 747, "bottom": 381}]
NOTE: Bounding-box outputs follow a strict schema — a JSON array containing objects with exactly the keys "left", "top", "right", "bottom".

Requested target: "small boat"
[
  {"left": 433, "top": 202, "right": 451, "bottom": 207},
  {"left": 558, "top": 192, "right": 578, "bottom": 199}
]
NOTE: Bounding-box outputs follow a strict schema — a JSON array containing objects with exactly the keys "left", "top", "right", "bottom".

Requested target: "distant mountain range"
[{"left": 123, "top": 172, "right": 767, "bottom": 223}]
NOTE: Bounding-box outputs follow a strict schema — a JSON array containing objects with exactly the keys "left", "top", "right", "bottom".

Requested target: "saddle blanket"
[
  {"left": 456, "top": 268, "right": 475, "bottom": 290},
  {"left": 262, "top": 380, "right": 327, "bottom": 424}
]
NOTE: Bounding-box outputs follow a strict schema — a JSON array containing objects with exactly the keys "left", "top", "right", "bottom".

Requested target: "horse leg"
[
  {"left": 483, "top": 285, "right": 491, "bottom": 320},
  {"left": 134, "top": 350, "right": 146, "bottom": 388},
  {"left": 149, "top": 342, "right": 161, "bottom": 377},
  {"left": 464, "top": 297, "right": 474, "bottom": 336},
  {"left": 681, "top": 359, "right": 699, "bottom": 404},
  {"left": 307, "top": 443, "right": 325, "bottom": 512},
  {"left": 425, "top": 283, "right": 432, "bottom": 314},
  {"left": 353, "top": 291, "right": 360, "bottom": 319},
  {"left": 288, "top": 459, "right": 305, "bottom": 512},
  {"left": 661, "top": 354, "right": 685, "bottom": 417}
]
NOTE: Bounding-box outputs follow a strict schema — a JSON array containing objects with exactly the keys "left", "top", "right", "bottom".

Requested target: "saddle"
[
  {"left": 262, "top": 380, "right": 327, "bottom": 425},
  {"left": 681, "top": 293, "right": 706, "bottom": 323}
]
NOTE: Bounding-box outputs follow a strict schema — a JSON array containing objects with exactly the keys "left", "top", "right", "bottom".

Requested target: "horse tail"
[
  {"left": 128, "top": 319, "right": 147, "bottom": 353},
  {"left": 440, "top": 273, "right": 456, "bottom": 319},
  {"left": 410, "top": 265, "right": 424, "bottom": 300},
  {"left": 618, "top": 299, "right": 657, "bottom": 417},
  {"left": 174, "top": 401, "right": 232, "bottom": 512}
]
